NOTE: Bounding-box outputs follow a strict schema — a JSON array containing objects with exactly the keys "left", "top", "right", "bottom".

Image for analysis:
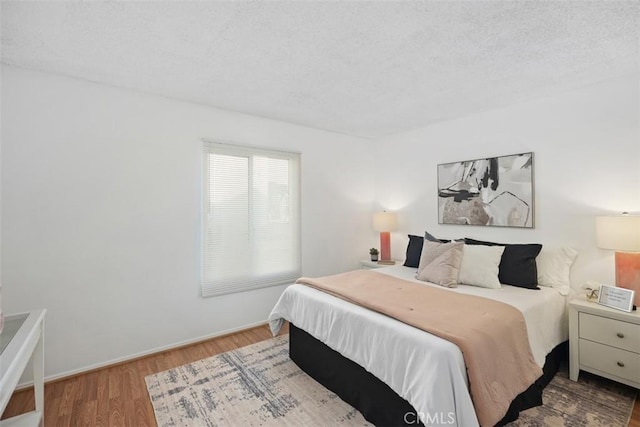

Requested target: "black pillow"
[
  {"left": 464, "top": 238, "right": 542, "bottom": 289},
  {"left": 403, "top": 235, "right": 424, "bottom": 268}
]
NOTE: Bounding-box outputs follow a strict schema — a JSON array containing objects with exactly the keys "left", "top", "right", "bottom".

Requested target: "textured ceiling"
[{"left": 2, "top": 1, "right": 639, "bottom": 138}]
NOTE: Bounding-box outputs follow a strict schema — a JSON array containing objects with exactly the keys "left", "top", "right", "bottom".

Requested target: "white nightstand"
[
  {"left": 359, "top": 260, "right": 399, "bottom": 270},
  {"left": 569, "top": 297, "right": 640, "bottom": 389}
]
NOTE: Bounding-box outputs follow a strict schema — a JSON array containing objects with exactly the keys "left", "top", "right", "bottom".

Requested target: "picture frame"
[
  {"left": 598, "top": 284, "right": 635, "bottom": 312},
  {"left": 437, "top": 152, "right": 534, "bottom": 228}
]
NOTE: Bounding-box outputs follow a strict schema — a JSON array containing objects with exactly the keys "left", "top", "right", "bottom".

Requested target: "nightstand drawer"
[
  {"left": 579, "top": 339, "right": 640, "bottom": 383},
  {"left": 579, "top": 312, "right": 640, "bottom": 353}
]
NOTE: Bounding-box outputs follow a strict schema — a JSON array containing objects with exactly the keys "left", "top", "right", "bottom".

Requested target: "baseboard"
[{"left": 16, "top": 319, "right": 269, "bottom": 390}]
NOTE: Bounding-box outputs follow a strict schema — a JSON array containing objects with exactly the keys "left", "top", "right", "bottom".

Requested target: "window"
[{"left": 202, "top": 141, "right": 301, "bottom": 297}]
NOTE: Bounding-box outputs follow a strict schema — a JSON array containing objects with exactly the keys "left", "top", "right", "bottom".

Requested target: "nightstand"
[
  {"left": 359, "top": 260, "right": 398, "bottom": 270},
  {"left": 569, "top": 297, "right": 640, "bottom": 389}
]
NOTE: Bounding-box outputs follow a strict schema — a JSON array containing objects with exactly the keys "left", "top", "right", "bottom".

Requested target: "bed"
[{"left": 268, "top": 264, "right": 570, "bottom": 426}]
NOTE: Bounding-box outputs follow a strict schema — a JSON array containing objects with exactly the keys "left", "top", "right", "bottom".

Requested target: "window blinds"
[{"left": 202, "top": 141, "right": 301, "bottom": 297}]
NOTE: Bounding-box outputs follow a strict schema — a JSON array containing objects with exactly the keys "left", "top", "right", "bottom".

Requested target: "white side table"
[
  {"left": 0, "top": 309, "right": 46, "bottom": 426},
  {"left": 359, "top": 260, "right": 400, "bottom": 270},
  {"left": 569, "top": 297, "right": 639, "bottom": 389}
]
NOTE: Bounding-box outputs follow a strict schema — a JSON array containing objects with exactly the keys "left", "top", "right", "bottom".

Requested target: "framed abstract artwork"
[{"left": 438, "top": 152, "right": 534, "bottom": 228}]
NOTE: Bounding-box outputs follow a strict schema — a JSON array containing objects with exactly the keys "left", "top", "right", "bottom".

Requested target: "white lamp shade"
[
  {"left": 373, "top": 211, "right": 397, "bottom": 232},
  {"left": 596, "top": 215, "right": 640, "bottom": 252}
]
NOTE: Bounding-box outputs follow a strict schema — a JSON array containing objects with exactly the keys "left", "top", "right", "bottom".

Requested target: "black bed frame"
[{"left": 289, "top": 323, "right": 568, "bottom": 427}]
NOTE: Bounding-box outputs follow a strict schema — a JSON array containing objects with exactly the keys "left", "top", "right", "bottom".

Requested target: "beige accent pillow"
[{"left": 416, "top": 241, "right": 464, "bottom": 287}]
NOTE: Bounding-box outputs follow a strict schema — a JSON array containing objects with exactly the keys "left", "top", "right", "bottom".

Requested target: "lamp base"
[
  {"left": 615, "top": 251, "right": 640, "bottom": 307},
  {"left": 379, "top": 231, "right": 391, "bottom": 262}
]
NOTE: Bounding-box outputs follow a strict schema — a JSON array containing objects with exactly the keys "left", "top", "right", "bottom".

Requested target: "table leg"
[{"left": 33, "top": 320, "right": 45, "bottom": 425}]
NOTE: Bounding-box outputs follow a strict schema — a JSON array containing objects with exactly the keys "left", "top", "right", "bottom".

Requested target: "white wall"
[
  {"left": 372, "top": 73, "right": 640, "bottom": 289},
  {"left": 1, "top": 65, "right": 374, "bottom": 379},
  {"left": 3, "top": 65, "right": 638, "bottom": 381}
]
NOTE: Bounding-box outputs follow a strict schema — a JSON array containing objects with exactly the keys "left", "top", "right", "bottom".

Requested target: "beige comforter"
[{"left": 296, "top": 269, "right": 542, "bottom": 427}]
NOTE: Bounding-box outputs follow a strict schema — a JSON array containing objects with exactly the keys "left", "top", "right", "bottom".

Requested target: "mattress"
[{"left": 268, "top": 265, "right": 570, "bottom": 427}]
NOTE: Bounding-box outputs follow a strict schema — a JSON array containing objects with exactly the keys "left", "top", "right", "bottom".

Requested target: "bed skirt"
[{"left": 289, "top": 323, "right": 568, "bottom": 426}]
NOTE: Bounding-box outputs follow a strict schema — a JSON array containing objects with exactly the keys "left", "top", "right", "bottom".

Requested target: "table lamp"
[
  {"left": 596, "top": 213, "right": 640, "bottom": 307},
  {"left": 373, "top": 211, "right": 397, "bottom": 263}
]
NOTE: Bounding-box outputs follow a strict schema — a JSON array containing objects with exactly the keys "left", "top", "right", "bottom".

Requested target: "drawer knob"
[
  {"left": 617, "top": 361, "right": 625, "bottom": 367},
  {"left": 616, "top": 332, "right": 625, "bottom": 338}
]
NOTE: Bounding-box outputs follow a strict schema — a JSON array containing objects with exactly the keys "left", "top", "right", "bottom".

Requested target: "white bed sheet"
[{"left": 268, "top": 265, "right": 569, "bottom": 427}]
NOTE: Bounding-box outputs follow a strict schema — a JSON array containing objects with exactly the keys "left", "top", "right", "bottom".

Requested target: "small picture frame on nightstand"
[{"left": 597, "top": 284, "right": 635, "bottom": 312}]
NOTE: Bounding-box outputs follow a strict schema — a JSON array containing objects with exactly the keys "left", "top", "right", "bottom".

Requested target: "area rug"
[
  {"left": 146, "top": 336, "right": 637, "bottom": 427},
  {"left": 509, "top": 367, "right": 637, "bottom": 426},
  {"left": 145, "top": 335, "right": 371, "bottom": 426}
]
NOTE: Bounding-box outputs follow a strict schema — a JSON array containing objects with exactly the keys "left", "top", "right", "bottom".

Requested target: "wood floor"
[
  {"left": 2, "top": 324, "right": 282, "bottom": 426},
  {"left": 632, "top": 395, "right": 640, "bottom": 427},
  {"left": 2, "top": 322, "right": 639, "bottom": 426}
]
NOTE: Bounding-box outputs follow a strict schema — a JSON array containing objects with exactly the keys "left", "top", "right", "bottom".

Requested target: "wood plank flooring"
[
  {"left": 2, "top": 322, "right": 639, "bottom": 426},
  {"left": 630, "top": 397, "right": 640, "bottom": 427},
  {"left": 2, "top": 324, "right": 280, "bottom": 426}
]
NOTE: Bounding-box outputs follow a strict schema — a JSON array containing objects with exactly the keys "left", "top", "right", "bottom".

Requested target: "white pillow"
[
  {"left": 537, "top": 247, "right": 578, "bottom": 295},
  {"left": 458, "top": 244, "right": 505, "bottom": 289}
]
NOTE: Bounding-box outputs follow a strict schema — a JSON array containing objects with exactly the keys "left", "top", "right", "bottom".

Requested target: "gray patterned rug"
[
  {"left": 145, "top": 335, "right": 371, "bottom": 426},
  {"left": 145, "top": 336, "right": 637, "bottom": 427},
  {"left": 509, "top": 367, "right": 637, "bottom": 426}
]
